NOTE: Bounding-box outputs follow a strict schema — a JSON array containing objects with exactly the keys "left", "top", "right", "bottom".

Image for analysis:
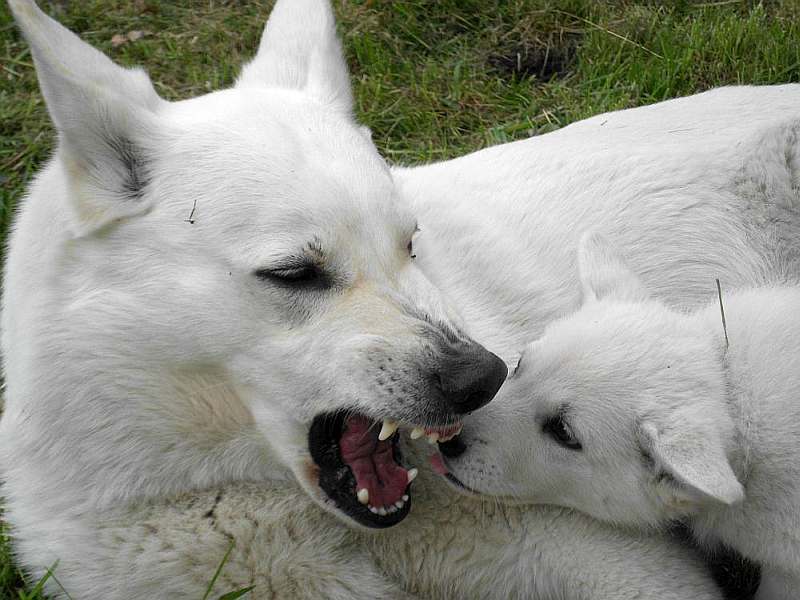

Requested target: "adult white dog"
[{"left": 2, "top": 0, "right": 797, "bottom": 598}]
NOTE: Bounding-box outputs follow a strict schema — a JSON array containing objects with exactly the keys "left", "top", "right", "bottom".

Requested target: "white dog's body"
[
  {"left": 400, "top": 83, "right": 800, "bottom": 360},
  {"left": 3, "top": 0, "right": 799, "bottom": 598}
]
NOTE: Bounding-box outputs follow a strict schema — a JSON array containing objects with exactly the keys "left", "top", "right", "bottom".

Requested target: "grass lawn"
[{"left": 1, "top": 0, "right": 799, "bottom": 597}]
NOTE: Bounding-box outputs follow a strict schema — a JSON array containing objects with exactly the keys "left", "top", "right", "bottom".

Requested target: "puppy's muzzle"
[{"left": 436, "top": 342, "right": 507, "bottom": 414}]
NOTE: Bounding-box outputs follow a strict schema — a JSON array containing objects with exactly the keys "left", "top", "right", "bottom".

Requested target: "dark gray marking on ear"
[{"left": 107, "top": 135, "right": 148, "bottom": 201}]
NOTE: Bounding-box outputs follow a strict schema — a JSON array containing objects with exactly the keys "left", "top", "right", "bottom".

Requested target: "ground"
[{"left": 1, "top": 0, "right": 799, "bottom": 597}]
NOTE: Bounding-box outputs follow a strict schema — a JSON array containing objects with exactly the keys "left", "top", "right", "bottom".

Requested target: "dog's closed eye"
[
  {"left": 254, "top": 262, "right": 331, "bottom": 290},
  {"left": 543, "top": 413, "right": 582, "bottom": 451}
]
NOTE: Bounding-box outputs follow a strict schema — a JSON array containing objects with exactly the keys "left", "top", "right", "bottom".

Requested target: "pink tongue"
[
  {"left": 429, "top": 452, "right": 449, "bottom": 476},
  {"left": 339, "top": 416, "right": 408, "bottom": 508}
]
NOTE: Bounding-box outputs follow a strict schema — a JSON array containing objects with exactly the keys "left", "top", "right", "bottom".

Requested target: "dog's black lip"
[
  {"left": 308, "top": 410, "right": 412, "bottom": 529},
  {"left": 439, "top": 452, "right": 481, "bottom": 496}
]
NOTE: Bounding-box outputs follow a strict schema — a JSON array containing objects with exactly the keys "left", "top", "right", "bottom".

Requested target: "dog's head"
[
  {"left": 443, "top": 233, "right": 744, "bottom": 527},
  {"left": 9, "top": 0, "right": 507, "bottom": 528}
]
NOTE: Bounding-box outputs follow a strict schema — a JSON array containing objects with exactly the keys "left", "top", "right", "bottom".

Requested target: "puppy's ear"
[
  {"left": 639, "top": 419, "right": 744, "bottom": 508},
  {"left": 9, "top": 0, "right": 163, "bottom": 235},
  {"left": 237, "top": 0, "right": 353, "bottom": 114},
  {"left": 577, "top": 232, "right": 649, "bottom": 303}
]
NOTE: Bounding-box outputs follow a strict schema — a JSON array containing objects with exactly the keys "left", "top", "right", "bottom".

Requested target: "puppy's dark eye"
[
  {"left": 254, "top": 264, "right": 329, "bottom": 289},
  {"left": 543, "top": 414, "right": 582, "bottom": 451}
]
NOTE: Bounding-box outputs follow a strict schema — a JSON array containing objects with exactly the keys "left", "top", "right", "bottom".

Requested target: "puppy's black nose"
[{"left": 438, "top": 343, "right": 507, "bottom": 414}]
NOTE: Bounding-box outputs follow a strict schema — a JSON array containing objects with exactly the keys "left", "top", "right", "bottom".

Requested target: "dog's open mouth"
[{"left": 308, "top": 410, "right": 462, "bottom": 528}]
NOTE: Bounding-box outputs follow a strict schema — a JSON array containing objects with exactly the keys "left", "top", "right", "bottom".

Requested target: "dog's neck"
[
  {"left": 8, "top": 357, "right": 282, "bottom": 514},
  {"left": 694, "top": 310, "right": 753, "bottom": 485}
]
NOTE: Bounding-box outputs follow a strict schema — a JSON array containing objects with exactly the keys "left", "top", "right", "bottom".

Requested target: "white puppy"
[{"left": 447, "top": 233, "right": 800, "bottom": 599}]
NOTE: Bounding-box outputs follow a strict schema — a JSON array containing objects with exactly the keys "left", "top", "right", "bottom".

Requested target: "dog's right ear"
[
  {"left": 9, "top": 0, "right": 164, "bottom": 235},
  {"left": 237, "top": 0, "right": 353, "bottom": 114},
  {"left": 639, "top": 418, "right": 744, "bottom": 509},
  {"left": 577, "top": 232, "right": 649, "bottom": 304}
]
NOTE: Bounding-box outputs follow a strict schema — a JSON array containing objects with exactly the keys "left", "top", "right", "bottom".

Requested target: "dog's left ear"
[
  {"left": 639, "top": 418, "right": 744, "bottom": 508},
  {"left": 237, "top": 0, "right": 353, "bottom": 114},
  {"left": 10, "top": 0, "right": 164, "bottom": 235},
  {"left": 577, "top": 231, "right": 649, "bottom": 304}
]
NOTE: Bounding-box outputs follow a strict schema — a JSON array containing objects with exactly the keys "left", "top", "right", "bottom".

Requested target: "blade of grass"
[{"left": 202, "top": 540, "right": 235, "bottom": 600}]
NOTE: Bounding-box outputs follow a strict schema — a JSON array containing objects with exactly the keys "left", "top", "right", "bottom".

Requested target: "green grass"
[{"left": 1, "top": 0, "right": 799, "bottom": 597}]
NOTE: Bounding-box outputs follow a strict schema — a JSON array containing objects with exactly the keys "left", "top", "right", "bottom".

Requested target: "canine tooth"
[
  {"left": 378, "top": 419, "right": 399, "bottom": 441},
  {"left": 426, "top": 432, "right": 440, "bottom": 444},
  {"left": 402, "top": 494, "right": 409, "bottom": 502},
  {"left": 369, "top": 506, "right": 378, "bottom": 514},
  {"left": 357, "top": 488, "right": 369, "bottom": 505},
  {"left": 407, "top": 468, "right": 419, "bottom": 483},
  {"left": 410, "top": 427, "right": 424, "bottom": 440},
  {"left": 395, "top": 500, "right": 404, "bottom": 509},
  {"left": 378, "top": 507, "right": 387, "bottom": 516},
  {"left": 455, "top": 423, "right": 463, "bottom": 435}
]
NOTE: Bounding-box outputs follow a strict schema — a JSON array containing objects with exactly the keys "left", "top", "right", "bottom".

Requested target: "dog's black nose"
[{"left": 438, "top": 343, "right": 507, "bottom": 414}]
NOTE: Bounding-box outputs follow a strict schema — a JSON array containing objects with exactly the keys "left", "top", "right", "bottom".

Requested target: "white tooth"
[
  {"left": 455, "top": 424, "right": 463, "bottom": 435},
  {"left": 395, "top": 500, "right": 404, "bottom": 509},
  {"left": 402, "top": 494, "right": 409, "bottom": 502},
  {"left": 378, "top": 419, "right": 399, "bottom": 441},
  {"left": 410, "top": 427, "right": 424, "bottom": 440},
  {"left": 388, "top": 506, "right": 397, "bottom": 513},
  {"left": 407, "top": 468, "right": 419, "bottom": 483},
  {"left": 378, "top": 507, "right": 387, "bottom": 516},
  {"left": 427, "top": 432, "right": 440, "bottom": 444},
  {"left": 369, "top": 506, "right": 378, "bottom": 514},
  {"left": 357, "top": 488, "right": 369, "bottom": 505},
  {"left": 439, "top": 433, "right": 453, "bottom": 442}
]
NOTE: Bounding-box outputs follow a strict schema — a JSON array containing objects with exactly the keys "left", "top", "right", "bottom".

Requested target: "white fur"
[
  {"left": 449, "top": 236, "right": 800, "bottom": 598},
  {"left": 3, "top": 0, "right": 800, "bottom": 597}
]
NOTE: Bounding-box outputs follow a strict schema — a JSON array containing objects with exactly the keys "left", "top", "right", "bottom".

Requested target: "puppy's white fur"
[
  {"left": 3, "top": 0, "right": 800, "bottom": 597},
  {"left": 450, "top": 235, "right": 800, "bottom": 598}
]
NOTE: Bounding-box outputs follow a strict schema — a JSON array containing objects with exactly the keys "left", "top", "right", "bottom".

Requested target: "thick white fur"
[
  {"left": 3, "top": 0, "right": 800, "bottom": 597},
  {"left": 449, "top": 236, "right": 800, "bottom": 598}
]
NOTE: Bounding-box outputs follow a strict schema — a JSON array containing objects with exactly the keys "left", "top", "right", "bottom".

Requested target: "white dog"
[
  {"left": 4, "top": 0, "right": 800, "bottom": 597},
  {"left": 445, "top": 234, "right": 800, "bottom": 598}
]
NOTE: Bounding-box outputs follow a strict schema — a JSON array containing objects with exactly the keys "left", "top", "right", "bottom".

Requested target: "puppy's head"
[
  {"left": 10, "top": 0, "right": 506, "bottom": 529},
  {"left": 443, "top": 233, "right": 744, "bottom": 528}
]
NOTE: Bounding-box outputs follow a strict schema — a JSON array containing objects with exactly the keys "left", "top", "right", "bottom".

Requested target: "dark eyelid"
[
  {"left": 543, "top": 408, "right": 582, "bottom": 451},
  {"left": 253, "top": 260, "right": 332, "bottom": 289},
  {"left": 253, "top": 257, "right": 312, "bottom": 278}
]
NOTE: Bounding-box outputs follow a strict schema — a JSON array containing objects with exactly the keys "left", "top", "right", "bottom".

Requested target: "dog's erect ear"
[
  {"left": 9, "top": 0, "right": 164, "bottom": 235},
  {"left": 577, "top": 232, "right": 649, "bottom": 303},
  {"left": 639, "top": 420, "right": 744, "bottom": 508},
  {"left": 237, "top": 0, "right": 353, "bottom": 114}
]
